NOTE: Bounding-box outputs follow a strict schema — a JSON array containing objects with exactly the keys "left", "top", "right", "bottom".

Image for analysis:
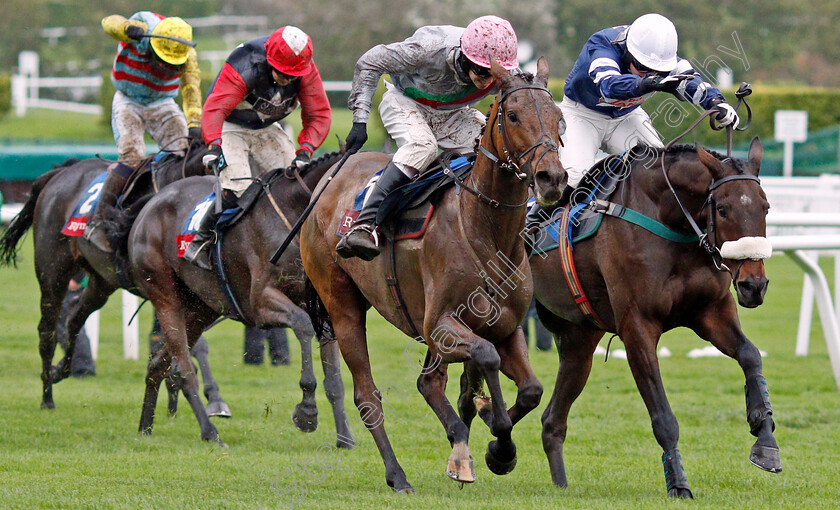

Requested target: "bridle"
[{"left": 448, "top": 83, "right": 559, "bottom": 209}]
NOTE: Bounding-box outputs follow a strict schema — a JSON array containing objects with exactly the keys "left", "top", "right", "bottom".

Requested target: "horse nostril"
[{"left": 535, "top": 170, "right": 552, "bottom": 190}]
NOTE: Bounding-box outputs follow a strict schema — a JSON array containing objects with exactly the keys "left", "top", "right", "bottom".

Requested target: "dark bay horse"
[
  {"left": 300, "top": 58, "right": 566, "bottom": 492},
  {"left": 530, "top": 138, "right": 779, "bottom": 497},
  {"left": 0, "top": 140, "right": 229, "bottom": 413},
  {"left": 124, "top": 152, "right": 352, "bottom": 447}
]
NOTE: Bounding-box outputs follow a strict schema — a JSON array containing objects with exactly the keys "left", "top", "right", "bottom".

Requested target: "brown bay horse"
[
  {"left": 124, "top": 153, "right": 352, "bottom": 447},
  {"left": 0, "top": 140, "right": 229, "bottom": 413},
  {"left": 530, "top": 138, "right": 779, "bottom": 497},
  {"left": 300, "top": 58, "right": 566, "bottom": 492}
]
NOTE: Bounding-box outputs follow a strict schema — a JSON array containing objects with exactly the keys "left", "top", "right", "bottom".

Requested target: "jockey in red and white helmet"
[
  {"left": 336, "top": 15, "right": 520, "bottom": 261},
  {"left": 183, "top": 26, "right": 331, "bottom": 269}
]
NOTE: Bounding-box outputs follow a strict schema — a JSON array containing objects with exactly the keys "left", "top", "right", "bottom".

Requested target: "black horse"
[
  {"left": 122, "top": 152, "right": 352, "bottom": 447},
  {"left": 0, "top": 138, "right": 228, "bottom": 414},
  {"left": 529, "top": 139, "right": 779, "bottom": 497}
]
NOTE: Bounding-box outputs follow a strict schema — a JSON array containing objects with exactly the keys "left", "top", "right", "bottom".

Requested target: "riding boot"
[
  {"left": 335, "top": 162, "right": 412, "bottom": 261},
  {"left": 183, "top": 189, "right": 238, "bottom": 270},
  {"left": 84, "top": 162, "right": 134, "bottom": 253}
]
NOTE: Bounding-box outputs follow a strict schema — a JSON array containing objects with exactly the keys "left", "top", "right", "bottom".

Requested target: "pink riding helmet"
[{"left": 460, "top": 15, "right": 519, "bottom": 70}]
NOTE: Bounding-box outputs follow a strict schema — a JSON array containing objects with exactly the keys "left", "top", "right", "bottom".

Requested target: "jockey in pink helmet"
[{"left": 337, "top": 15, "right": 520, "bottom": 261}]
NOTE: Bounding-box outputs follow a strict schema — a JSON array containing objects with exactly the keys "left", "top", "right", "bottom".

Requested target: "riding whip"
[
  {"left": 269, "top": 151, "right": 353, "bottom": 265},
  {"left": 141, "top": 33, "right": 196, "bottom": 48}
]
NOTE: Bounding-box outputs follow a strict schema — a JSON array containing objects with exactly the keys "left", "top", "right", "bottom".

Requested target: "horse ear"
[
  {"left": 747, "top": 136, "right": 763, "bottom": 176},
  {"left": 695, "top": 143, "right": 726, "bottom": 180},
  {"left": 535, "top": 56, "right": 549, "bottom": 87},
  {"left": 489, "top": 56, "right": 512, "bottom": 86}
]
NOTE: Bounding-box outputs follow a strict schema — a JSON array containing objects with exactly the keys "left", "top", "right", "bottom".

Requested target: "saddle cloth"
[
  {"left": 176, "top": 192, "right": 240, "bottom": 257},
  {"left": 61, "top": 172, "right": 108, "bottom": 237},
  {"left": 336, "top": 155, "right": 473, "bottom": 241},
  {"left": 528, "top": 152, "right": 630, "bottom": 256}
]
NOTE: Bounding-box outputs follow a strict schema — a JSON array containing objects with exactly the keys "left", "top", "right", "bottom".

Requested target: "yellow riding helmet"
[{"left": 150, "top": 17, "right": 193, "bottom": 65}]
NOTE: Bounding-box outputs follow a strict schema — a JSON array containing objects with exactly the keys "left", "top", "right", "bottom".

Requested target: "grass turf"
[{"left": 1, "top": 239, "right": 839, "bottom": 509}]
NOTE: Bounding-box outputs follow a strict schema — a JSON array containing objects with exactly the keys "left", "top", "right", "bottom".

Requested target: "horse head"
[
  {"left": 484, "top": 56, "right": 567, "bottom": 206},
  {"left": 695, "top": 137, "right": 770, "bottom": 307}
]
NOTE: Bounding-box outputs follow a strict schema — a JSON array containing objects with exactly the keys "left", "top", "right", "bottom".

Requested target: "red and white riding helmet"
[
  {"left": 265, "top": 26, "right": 314, "bottom": 77},
  {"left": 460, "top": 15, "right": 519, "bottom": 71}
]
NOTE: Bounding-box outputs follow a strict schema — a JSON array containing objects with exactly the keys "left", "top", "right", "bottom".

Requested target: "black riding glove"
[
  {"left": 125, "top": 25, "right": 145, "bottom": 41},
  {"left": 345, "top": 122, "right": 368, "bottom": 155},
  {"left": 188, "top": 126, "right": 203, "bottom": 143},
  {"left": 294, "top": 148, "right": 312, "bottom": 168},
  {"left": 636, "top": 75, "right": 663, "bottom": 96},
  {"left": 636, "top": 73, "right": 693, "bottom": 96},
  {"left": 202, "top": 143, "right": 224, "bottom": 172}
]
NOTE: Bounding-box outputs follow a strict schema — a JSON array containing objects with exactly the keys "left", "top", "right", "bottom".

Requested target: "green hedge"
[
  {"left": 0, "top": 73, "right": 11, "bottom": 118},
  {"left": 546, "top": 80, "right": 840, "bottom": 149}
]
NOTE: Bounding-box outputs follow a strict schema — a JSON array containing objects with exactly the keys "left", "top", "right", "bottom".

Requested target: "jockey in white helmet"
[
  {"left": 337, "top": 15, "right": 520, "bottom": 261},
  {"left": 556, "top": 13, "right": 740, "bottom": 190}
]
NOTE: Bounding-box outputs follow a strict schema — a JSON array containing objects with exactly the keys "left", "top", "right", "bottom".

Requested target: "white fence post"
[
  {"left": 122, "top": 291, "right": 139, "bottom": 360},
  {"left": 795, "top": 251, "right": 817, "bottom": 356},
  {"left": 85, "top": 310, "right": 99, "bottom": 360}
]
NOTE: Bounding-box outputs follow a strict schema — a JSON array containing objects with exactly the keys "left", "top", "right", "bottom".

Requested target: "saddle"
[
  {"left": 529, "top": 150, "right": 632, "bottom": 256},
  {"left": 336, "top": 152, "right": 474, "bottom": 242}
]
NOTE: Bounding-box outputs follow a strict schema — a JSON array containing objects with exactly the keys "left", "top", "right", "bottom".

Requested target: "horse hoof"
[
  {"left": 336, "top": 436, "right": 356, "bottom": 450},
  {"left": 668, "top": 487, "right": 694, "bottom": 499},
  {"left": 750, "top": 445, "right": 782, "bottom": 473},
  {"left": 446, "top": 457, "right": 476, "bottom": 483},
  {"left": 40, "top": 401, "right": 55, "bottom": 410},
  {"left": 391, "top": 484, "right": 415, "bottom": 494},
  {"left": 485, "top": 440, "right": 517, "bottom": 475},
  {"left": 292, "top": 404, "right": 318, "bottom": 432},
  {"left": 206, "top": 401, "right": 232, "bottom": 418}
]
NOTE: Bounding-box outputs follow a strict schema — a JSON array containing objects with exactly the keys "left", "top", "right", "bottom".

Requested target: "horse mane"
[
  {"left": 634, "top": 143, "right": 749, "bottom": 174},
  {"left": 260, "top": 150, "right": 344, "bottom": 186}
]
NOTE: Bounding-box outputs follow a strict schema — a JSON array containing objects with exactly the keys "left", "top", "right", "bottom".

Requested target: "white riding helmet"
[{"left": 625, "top": 13, "right": 678, "bottom": 73}]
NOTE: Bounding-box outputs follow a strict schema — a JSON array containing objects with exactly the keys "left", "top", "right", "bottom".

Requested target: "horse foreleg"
[
  {"left": 692, "top": 302, "right": 781, "bottom": 474},
  {"left": 318, "top": 331, "right": 353, "bottom": 449},
  {"left": 415, "top": 352, "right": 475, "bottom": 483},
  {"left": 497, "top": 326, "right": 543, "bottom": 425},
  {"left": 540, "top": 320, "right": 601, "bottom": 488},
  {"left": 622, "top": 318, "right": 693, "bottom": 499},
  {"left": 191, "top": 335, "right": 231, "bottom": 418}
]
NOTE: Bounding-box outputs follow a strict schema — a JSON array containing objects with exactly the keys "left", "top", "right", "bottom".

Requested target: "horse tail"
[
  {"left": 304, "top": 275, "right": 333, "bottom": 341},
  {"left": 0, "top": 162, "right": 73, "bottom": 267}
]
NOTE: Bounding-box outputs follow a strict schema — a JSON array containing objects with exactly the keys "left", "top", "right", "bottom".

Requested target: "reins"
[{"left": 658, "top": 82, "right": 758, "bottom": 273}]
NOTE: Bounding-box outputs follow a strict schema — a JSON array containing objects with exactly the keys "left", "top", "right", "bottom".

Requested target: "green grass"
[{"left": 1, "top": 239, "right": 839, "bottom": 509}]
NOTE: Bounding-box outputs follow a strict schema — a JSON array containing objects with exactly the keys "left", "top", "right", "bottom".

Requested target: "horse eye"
[
  {"left": 507, "top": 111, "right": 519, "bottom": 123},
  {"left": 716, "top": 205, "right": 728, "bottom": 219}
]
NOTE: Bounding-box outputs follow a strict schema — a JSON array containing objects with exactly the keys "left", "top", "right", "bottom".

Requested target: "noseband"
[{"left": 662, "top": 156, "right": 761, "bottom": 275}]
